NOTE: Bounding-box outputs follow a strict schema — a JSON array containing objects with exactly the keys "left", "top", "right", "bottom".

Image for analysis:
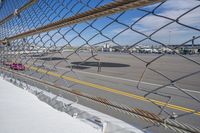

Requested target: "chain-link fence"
[{"left": 0, "top": 0, "right": 200, "bottom": 133}]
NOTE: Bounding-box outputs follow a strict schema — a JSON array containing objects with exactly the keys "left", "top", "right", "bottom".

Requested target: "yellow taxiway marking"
[{"left": 28, "top": 66, "right": 200, "bottom": 116}]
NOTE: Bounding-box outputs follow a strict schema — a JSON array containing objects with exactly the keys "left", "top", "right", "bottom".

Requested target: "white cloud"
[
  {"left": 91, "top": 0, "right": 200, "bottom": 46},
  {"left": 131, "top": 0, "right": 200, "bottom": 44},
  {"left": 161, "top": 0, "right": 199, "bottom": 10}
]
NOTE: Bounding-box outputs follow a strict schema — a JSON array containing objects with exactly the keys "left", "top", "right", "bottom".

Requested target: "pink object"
[{"left": 10, "top": 63, "right": 25, "bottom": 70}]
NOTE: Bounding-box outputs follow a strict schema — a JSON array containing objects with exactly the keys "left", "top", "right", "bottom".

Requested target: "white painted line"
[
  {"left": 33, "top": 62, "right": 200, "bottom": 94},
  {"left": 76, "top": 70, "right": 200, "bottom": 94}
]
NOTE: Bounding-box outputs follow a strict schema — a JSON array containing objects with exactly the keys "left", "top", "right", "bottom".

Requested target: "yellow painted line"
[{"left": 28, "top": 65, "right": 200, "bottom": 116}]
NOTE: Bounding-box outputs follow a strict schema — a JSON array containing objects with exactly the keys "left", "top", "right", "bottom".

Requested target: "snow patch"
[{"left": 0, "top": 77, "right": 101, "bottom": 133}]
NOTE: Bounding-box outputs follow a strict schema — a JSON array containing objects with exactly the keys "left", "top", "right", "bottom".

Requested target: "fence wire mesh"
[{"left": 0, "top": 0, "right": 200, "bottom": 133}]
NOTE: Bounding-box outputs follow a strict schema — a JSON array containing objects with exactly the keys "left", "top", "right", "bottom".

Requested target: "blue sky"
[{"left": 0, "top": 0, "right": 200, "bottom": 47}]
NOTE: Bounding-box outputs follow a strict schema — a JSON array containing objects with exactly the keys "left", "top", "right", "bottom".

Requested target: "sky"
[
  {"left": 103, "top": 0, "right": 200, "bottom": 46},
  {"left": 0, "top": 0, "right": 200, "bottom": 47}
]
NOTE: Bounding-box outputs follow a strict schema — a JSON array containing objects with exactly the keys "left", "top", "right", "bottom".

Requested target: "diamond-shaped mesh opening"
[{"left": 0, "top": 0, "right": 200, "bottom": 133}]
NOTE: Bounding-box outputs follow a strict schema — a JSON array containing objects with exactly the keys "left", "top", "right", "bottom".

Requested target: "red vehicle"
[{"left": 10, "top": 63, "right": 25, "bottom": 70}]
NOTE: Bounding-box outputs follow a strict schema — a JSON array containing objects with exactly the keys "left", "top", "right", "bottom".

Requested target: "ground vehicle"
[{"left": 10, "top": 63, "right": 25, "bottom": 70}]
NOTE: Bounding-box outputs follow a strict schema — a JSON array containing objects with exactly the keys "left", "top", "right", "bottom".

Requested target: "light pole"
[
  {"left": 168, "top": 30, "right": 171, "bottom": 46},
  {"left": 192, "top": 36, "right": 195, "bottom": 54}
]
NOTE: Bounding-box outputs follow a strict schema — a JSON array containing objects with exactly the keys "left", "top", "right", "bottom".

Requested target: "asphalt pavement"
[{"left": 5, "top": 52, "right": 200, "bottom": 132}]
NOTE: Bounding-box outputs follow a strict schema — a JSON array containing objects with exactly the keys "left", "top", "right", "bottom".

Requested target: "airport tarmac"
[
  {"left": 4, "top": 52, "right": 200, "bottom": 132},
  {"left": 25, "top": 52, "right": 200, "bottom": 91}
]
